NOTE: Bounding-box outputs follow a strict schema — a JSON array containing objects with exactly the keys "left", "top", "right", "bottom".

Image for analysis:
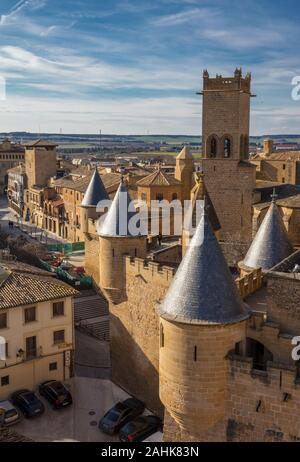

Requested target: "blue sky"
[{"left": 0, "top": 0, "right": 299, "bottom": 134}]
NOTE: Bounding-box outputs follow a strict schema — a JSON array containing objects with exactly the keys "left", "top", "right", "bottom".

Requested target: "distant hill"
[{"left": 1, "top": 132, "right": 300, "bottom": 145}]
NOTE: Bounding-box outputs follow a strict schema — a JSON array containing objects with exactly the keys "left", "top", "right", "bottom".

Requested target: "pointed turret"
[
  {"left": 98, "top": 179, "right": 137, "bottom": 237},
  {"left": 98, "top": 179, "right": 147, "bottom": 304},
  {"left": 242, "top": 190, "right": 293, "bottom": 271},
  {"left": 182, "top": 173, "right": 221, "bottom": 255},
  {"left": 80, "top": 168, "right": 109, "bottom": 234},
  {"left": 159, "top": 208, "right": 248, "bottom": 438},
  {"left": 81, "top": 168, "right": 108, "bottom": 207},
  {"left": 161, "top": 205, "right": 247, "bottom": 325}
]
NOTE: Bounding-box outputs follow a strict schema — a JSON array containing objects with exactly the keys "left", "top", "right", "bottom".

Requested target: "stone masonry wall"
[{"left": 109, "top": 257, "right": 174, "bottom": 416}]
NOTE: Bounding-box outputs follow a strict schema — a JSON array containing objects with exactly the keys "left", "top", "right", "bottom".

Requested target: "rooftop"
[
  {"left": 136, "top": 165, "right": 181, "bottom": 187},
  {"left": 0, "top": 270, "right": 78, "bottom": 310},
  {"left": 160, "top": 207, "right": 248, "bottom": 325},
  {"left": 243, "top": 197, "right": 294, "bottom": 270},
  {"left": 81, "top": 168, "right": 109, "bottom": 207}
]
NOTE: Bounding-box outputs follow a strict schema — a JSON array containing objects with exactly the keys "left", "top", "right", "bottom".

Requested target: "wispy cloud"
[
  {"left": 0, "top": 0, "right": 47, "bottom": 26},
  {"left": 152, "top": 7, "right": 214, "bottom": 26}
]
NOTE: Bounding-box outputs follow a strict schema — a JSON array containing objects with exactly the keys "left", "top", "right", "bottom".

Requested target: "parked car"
[
  {"left": 99, "top": 398, "right": 145, "bottom": 435},
  {"left": 0, "top": 400, "right": 21, "bottom": 427},
  {"left": 10, "top": 389, "right": 45, "bottom": 418},
  {"left": 39, "top": 380, "right": 72, "bottom": 409},
  {"left": 119, "top": 415, "right": 162, "bottom": 442}
]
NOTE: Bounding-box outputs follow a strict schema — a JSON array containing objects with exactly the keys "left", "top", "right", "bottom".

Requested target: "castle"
[{"left": 79, "top": 69, "right": 300, "bottom": 442}]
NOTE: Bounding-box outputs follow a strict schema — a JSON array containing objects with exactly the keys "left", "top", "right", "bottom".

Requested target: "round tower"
[
  {"left": 80, "top": 168, "right": 109, "bottom": 234},
  {"left": 98, "top": 180, "right": 147, "bottom": 304},
  {"left": 239, "top": 189, "right": 294, "bottom": 276},
  {"left": 182, "top": 172, "right": 221, "bottom": 256},
  {"left": 159, "top": 205, "right": 249, "bottom": 439}
]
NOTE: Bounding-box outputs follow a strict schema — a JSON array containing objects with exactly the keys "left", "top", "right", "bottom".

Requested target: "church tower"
[{"left": 201, "top": 68, "right": 256, "bottom": 243}]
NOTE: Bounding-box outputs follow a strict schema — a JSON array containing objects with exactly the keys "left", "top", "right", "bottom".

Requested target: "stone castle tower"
[
  {"left": 80, "top": 168, "right": 109, "bottom": 234},
  {"left": 159, "top": 206, "right": 249, "bottom": 441},
  {"left": 97, "top": 179, "right": 147, "bottom": 304},
  {"left": 201, "top": 68, "right": 256, "bottom": 243}
]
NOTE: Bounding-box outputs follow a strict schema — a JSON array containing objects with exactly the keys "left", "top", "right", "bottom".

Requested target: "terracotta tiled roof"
[
  {"left": 0, "top": 272, "right": 78, "bottom": 310},
  {"left": 254, "top": 151, "right": 300, "bottom": 161},
  {"left": 53, "top": 171, "right": 121, "bottom": 194},
  {"left": 0, "top": 261, "right": 56, "bottom": 277},
  {"left": 136, "top": 167, "right": 180, "bottom": 187}
]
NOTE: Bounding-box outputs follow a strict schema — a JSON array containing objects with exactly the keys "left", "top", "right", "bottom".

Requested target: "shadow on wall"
[{"left": 109, "top": 312, "right": 163, "bottom": 418}]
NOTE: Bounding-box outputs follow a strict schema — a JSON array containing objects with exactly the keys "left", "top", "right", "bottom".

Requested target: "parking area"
[{"left": 12, "top": 377, "right": 132, "bottom": 442}]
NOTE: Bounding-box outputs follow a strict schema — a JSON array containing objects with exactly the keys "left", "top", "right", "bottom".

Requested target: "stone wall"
[
  {"left": 109, "top": 257, "right": 175, "bottom": 416},
  {"left": 163, "top": 357, "right": 300, "bottom": 442}
]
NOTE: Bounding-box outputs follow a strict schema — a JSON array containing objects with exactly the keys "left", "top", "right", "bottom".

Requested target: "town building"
[
  {"left": 0, "top": 261, "right": 77, "bottom": 399},
  {"left": 251, "top": 139, "right": 300, "bottom": 185},
  {"left": 0, "top": 139, "right": 25, "bottom": 196}
]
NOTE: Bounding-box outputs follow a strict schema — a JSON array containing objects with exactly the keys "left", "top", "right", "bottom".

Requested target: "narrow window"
[
  {"left": 194, "top": 345, "right": 197, "bottom": 361},
  {"left": 49, "top": 362, "right": 57, "bottom": 371},
  {"left": 53, "top": 301, "right": 64, "bottom": 317},
  {"left": 26, "top": 336, "right": 37, "bottom": 360},
  {"left": 54, "top": 330, "right": 65, "bottom": 345},
  {"left": 224, "top": 138, "right": 231, "bottom": 158},
  {"left": 0, "top": 313, "right": 7, "bottom": 329},
  {"left": 283, "top": 164, "right": 286, "bottom": 170},
  {"left": 134, "top": 248, "right": 137, "bottom": 257},
  {"left": 210, "top": 137, "right": 217, "bottom": 157},
  {"left": 282, "top": 177, "right": 285, "bottom": 183},
  {"left": 1, "top": 375, "right": 9, "bottom": 386},
  {"left": 24, "top": 306, "right": 36, "bottom": 324},
  {"left": 112, "top": 248, "right": 115, "bottom": 257},
  {"left": 160, "top": 324, "right": 164, "bottom": 348}
]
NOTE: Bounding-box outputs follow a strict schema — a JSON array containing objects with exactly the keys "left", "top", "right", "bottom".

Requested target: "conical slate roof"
[
  {"left": 160, "top": 207, "right": 248, "bottom": 325},
  {"left": 97, "top": 180, "right": 140, "bottom": 237},
  {"left": 243, "top": 198, "right": 293, "bottom": 270},
  {"left": 189, "top": 173, "right": 221, "bottom": 232},
  {"left": 81, "top": 168, "right": 109, "bottom": 207}
]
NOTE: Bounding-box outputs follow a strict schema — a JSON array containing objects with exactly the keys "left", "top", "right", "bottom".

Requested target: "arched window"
[
  {"left": 172, "top": 193, "right": 178, "bottom": 201},
  {"left": 210, "top": 137, "right": 217, "bottom": 157},
  {"left": 224, "top": 138, "right": 231, "bottom": 158}
]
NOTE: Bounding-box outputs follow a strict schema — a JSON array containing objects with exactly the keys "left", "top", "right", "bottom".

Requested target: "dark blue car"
[{"left": 10, "top": 389, "right": 45, "bottom": 418}]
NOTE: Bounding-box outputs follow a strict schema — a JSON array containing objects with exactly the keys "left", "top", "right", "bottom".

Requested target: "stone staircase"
[
  {"left": 74, "top": 291, "right": 108, "bottom": 323},
  {"left": 74, "top": 290, "right": 110, "bottom": 341}
]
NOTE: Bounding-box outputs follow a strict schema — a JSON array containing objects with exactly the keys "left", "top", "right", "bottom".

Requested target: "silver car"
[{"left": 0, "top": 400, "right": 21, "bottom": 427}]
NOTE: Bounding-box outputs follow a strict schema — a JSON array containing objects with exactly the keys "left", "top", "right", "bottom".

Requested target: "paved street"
[
  {"left": 0, "top": 198, "right": 66, "bottom": 245},
  {"left": 13, "top": 376, "right": 128, "bottom": 442}
]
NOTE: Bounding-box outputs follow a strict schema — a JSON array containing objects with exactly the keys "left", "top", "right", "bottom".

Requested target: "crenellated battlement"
[
  {"left": 236, "top": 268, "right": 263, "bottom": 299},
  {"left": 228, "top": 354, "right": 298, "bottom": 388},
  {"left": 125, "top": 255, "right": 176, "bottom": 285},
  {"left": 203, "top": 68, "right": 251, "bottom": 93}
]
